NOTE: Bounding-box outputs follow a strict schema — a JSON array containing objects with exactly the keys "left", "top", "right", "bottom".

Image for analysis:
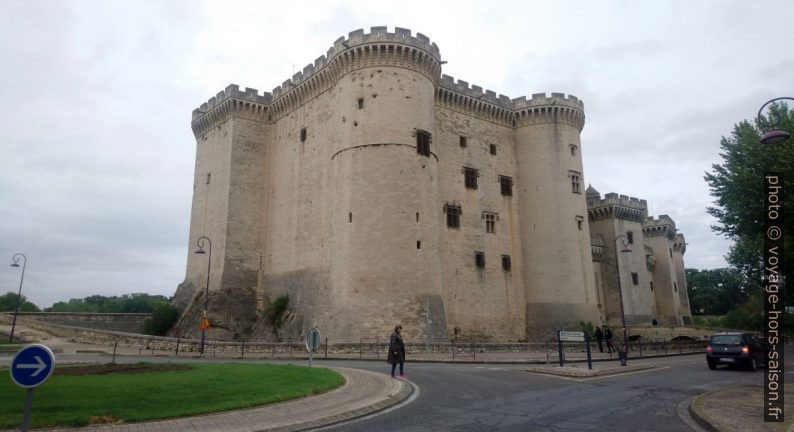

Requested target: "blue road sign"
[{"left": 10, "top": 344, "right": 55, "bottom": 389}]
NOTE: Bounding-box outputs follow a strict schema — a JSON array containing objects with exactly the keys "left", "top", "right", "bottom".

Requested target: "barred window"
[
  {"left": 475, "top": 251, "right": 485, "bottom": 268},
  {"left": 501, "top": 255, "right": 511, "bottom": 271},
  {"left": 499, "top": 175, "right": 513, "bottom": 196},
  {"left": 460, "top": 136, "right": 467, "bottom": 147},
  {"left": 416, "top": 129, "right": 431, "bottom": 156},
  {"left": 576, "top": 216, "right": 584, "bottom": 231},
  {"left": 463, "top": 167, "right": 478, "bottom": 189},
  {"left": 631, "top": 272, "right": 639, "bottom": 285},
  {"left": 300, "top": 127, "right": 307, "bottom": 142},
  {"left": 357, "top": 98, "right": 364, "bottom": 109},
  {"left": 490, "top": 144, "right": 497, "bottom": 155},
  {"left": 627, "top": 231, "right": 634, "bottom": 244},
  {"left": 445, "top": 204, "right": 461, "bottom": 229}
]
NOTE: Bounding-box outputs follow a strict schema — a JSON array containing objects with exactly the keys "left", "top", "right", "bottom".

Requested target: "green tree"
[
  {"left": 686, "top": 268, "right": 748, "bottom": 315},
  {"left": 0, "top": 292, "right": 40, "bottom": 312},
  {"left": 46, "top": 293, "right": 171, "bottom": 313},
  {"left": 704, "top": 102, "right": 793, "bottom": 303},
  {"left": 143, "top": 303, "right": 179, "bottom": 336}
]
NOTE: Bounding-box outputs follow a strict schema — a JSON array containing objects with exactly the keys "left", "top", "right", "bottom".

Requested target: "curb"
[
  {"left": 267, "top": 374, "right": 414, "bottom": 431},
  {"left": 688, "top": 392, "right": 721, "bottom": 432},
  {"left": 525, "top": 364, "right": 658, "bottom": 378}
]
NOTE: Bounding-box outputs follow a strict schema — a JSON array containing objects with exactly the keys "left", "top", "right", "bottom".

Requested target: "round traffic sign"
[
  {"left": 306, "top": 328, "right": 321, "bottom": 352},
  {"left": 10, "top": 344, "right": 55, "bottom": 389}
]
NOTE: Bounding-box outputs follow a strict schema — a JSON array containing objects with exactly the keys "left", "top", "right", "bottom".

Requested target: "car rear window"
[{"left": 711, "top": 335, "right": 742, "bottom": 345}]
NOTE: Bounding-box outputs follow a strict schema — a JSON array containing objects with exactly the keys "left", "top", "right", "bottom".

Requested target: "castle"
[{"left": 172, "top": 27, "right": 692, "bottom": 341}]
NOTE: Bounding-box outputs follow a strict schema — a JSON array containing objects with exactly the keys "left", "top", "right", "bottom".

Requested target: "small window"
[
  {"left": 674, "top": 282, "right": 678, "bottom": 292},
  {"left": 300, "top": 127, "right": 307, "bottom": 142},
  {"left": 445, "top": 204, "right": 461, "bottom": 229},
  {"left": 475, "top": 251, "right": 485, "bottom": 268},
  {"left": 416, "top": 129, "right": 431, "bottom": 156},
  {"left": 570, "top": 144, "right": 577, "bottom": 156},
  {"left": 417, "top": 241, "right": 421, "bottom": 249},
  {"left": 627, "top": 231, "right": 634, "bottom": 244},
  {"left": 576, "top": 216, "right": 584, "bottom": 231},
  {"left": 483, "top": 212, "right": 497, "bottom": 234},
  {"left": 569, "top": 171, "right": 582, "bottom": 194},
  {"left": 206, "top": 173, "right": 211, "bottom": 184},
  {"left": 463, "top": 167, "right": 478, "bottom": 189},
  {"left": 631, "top": 272, "right": 639, "bottom": 285},
  {"left": 416, "top": 212, "right": 419, "bottom": 222},
  {"left": 349, "top": 212, "right": 352, "bottom": 223},
  {"left": 501, "top": 255, "right": 511, "bottom": 271},
  {"left": 489, "top": 144, "right": 497, "bottom": 155},
  {"left": 669, "top": 248, "right": 673, "bottom": 258},
  {"left": 357, "top": 98, "right": 364, "bottom": 109},
  {"left": 499, "top": 175, "right": 513, "bottom": 196},
  {"left": 650, "top": 281, "right": 654, "bottom": 291},
  {"left": 460, "top": 136, "right": 467, "bottom": 147}
]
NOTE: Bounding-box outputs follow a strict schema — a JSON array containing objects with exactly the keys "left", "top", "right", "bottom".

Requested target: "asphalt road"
[
  {"left": 49, "top": 348, "right": 790, "bottom": 432},
  {"left": 316, "top": 353, "right": 784, "bottom": 432}
]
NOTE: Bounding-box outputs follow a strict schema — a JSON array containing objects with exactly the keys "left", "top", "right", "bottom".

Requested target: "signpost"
[
  {"left": 557, "top": 331, "right": 585, "bottom": 367},
  {"left": 10, "top": 344, "right": 55, "bottom": 432},
  {"left": 306, "top": 326, "right": 321, "bottom": 367}
]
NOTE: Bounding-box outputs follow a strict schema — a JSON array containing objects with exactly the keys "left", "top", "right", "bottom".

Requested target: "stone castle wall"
[{"left": 174, "top": 26, "right": 693, "bottom": 342}]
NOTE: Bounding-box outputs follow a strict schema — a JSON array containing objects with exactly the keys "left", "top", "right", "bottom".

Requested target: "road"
[
  {"left": 42, "top": 347, "right": 792, "bottom": 431},
  {"left": 317, "top": 353, "right": 780, "bottom": 432}
]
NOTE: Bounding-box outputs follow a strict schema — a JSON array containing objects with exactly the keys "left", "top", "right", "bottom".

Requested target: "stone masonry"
[{"left": 172, "top": 26, "right": 693, "bottom": 342}]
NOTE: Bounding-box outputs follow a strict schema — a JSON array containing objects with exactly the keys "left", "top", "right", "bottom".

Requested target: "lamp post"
[
  {"left": 613, "top": 235, "right": 632, "bottom": 364},
  {"left": 9, "top": 253, "right": 27, "bottom": 343},
  {"left": 194, "top": 236, "right": 212, "bottom": 354},
  {"left": 757, "top": 97, "right": 793, "bottom": 144}
]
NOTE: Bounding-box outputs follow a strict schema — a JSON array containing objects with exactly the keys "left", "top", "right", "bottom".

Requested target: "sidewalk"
[{"left": 689, "top": 384, "right": 794, "bottom": 432}]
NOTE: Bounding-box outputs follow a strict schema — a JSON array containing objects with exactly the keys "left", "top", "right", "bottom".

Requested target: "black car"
[{"left": 706, "top": 332, "right": 765, "bottom": 371}]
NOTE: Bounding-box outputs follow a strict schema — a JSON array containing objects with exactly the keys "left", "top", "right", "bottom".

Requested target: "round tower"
[
  {"left": 326, "top": 27, "right": 447, "bottom": 341},
  {"left": 514, "top": 93, "right": 601, "bottom": 337}
]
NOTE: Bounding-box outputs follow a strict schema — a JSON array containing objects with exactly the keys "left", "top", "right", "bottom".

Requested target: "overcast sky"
[{"left": 1, "top": 1, "right": 792, "bottom": 308}]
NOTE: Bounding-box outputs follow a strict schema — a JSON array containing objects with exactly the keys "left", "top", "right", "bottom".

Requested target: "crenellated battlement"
[
  {"left": 587, "top": 192, "right": 648, "bottom": 223},
  {"left": 269, "top": 26, "right": 441, "bottom": 100},
  {"left": 642, "top": 215, "right": 677, "bottom": 240},
  {"left": 192, "top": 84, "right": 272, "bottom": 121}
]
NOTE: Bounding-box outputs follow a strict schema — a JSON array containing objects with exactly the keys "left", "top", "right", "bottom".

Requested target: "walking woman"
[{"left": 387, "top": 324, "right": 406, "bottom": 379}]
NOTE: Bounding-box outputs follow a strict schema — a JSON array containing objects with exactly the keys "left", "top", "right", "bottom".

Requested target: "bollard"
[
  {"left": 325, "top": 337, "right": 329, "bottom": 359},
  {"left": 112, "top": 340, "right": 118, "bottom": 364},
  {"left": 241, "top": 339, "right": 246, "bottom": 358},
  {"left": 175, "top": 339, "right": 180, "bottom": 356}
]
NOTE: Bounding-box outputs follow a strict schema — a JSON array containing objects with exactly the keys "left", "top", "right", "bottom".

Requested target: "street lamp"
[
  {"left": 613, "top": 235, "right": 632, "bottom": 365},
  {"left": 194, "top": 236, "right": 212, "bottom": 354},
  {"left": 757, "top": 97, "right": 793, "bottom": 144},
  {"left": 9, "top": 253, "right": 27, "bottom": 343}
]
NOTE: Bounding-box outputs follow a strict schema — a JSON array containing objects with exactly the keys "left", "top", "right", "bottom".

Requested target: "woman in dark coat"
[{"left": 387, "top": 324, "right": 406, "bottom": 378}]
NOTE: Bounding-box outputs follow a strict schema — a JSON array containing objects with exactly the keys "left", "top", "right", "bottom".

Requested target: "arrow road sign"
[{"left": 10, "top": 344, "right": 55, "bottom": 388}]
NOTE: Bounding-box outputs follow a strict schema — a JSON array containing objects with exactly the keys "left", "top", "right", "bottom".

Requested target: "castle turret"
[
  {"left": 673, "top": 233, "right": 693, "bottom": 324},
  {"left": 588, "top": 193, "right": 654, "bottom": 326},
  {"left": 514, "top": 93, "right": 601, "bottom": 336},
  {"left": 174, "top": 85, "right": 272, "bottom": 339},
  {"left": 642, "top": 215, "right": 684, "bottom": 325}
]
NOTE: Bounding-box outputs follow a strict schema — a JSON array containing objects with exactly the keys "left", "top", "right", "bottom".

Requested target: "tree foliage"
[
  {"left": 704, "top": 102, "right": 793, "bottom": 302},
  {"left": 0, "top": 291, "right": 40, "bottom": 312},
  {"left": 685, "top": 268, "right": 749, "bottom": 315},
  {"left": 143, "top": 303, "right": 180, "bottom": 336},
  {"left": 46, "top": 293, "right": 170, "bottom": 313},
  {"left": 262, "top": 295, "right": 290, "bottom": 333}
]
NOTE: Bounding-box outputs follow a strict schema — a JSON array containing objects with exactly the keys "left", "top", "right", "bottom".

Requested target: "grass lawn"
[{"left": 0, "top": 363, "right": 344, "bottom": 428}]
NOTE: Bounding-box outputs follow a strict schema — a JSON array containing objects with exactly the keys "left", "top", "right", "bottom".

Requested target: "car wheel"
[
  {"left": 707, "top": 359, "right": 716, "bottom": 370},
  {"left": 748, "top": 357, "right": 758, "bottom": 372}
]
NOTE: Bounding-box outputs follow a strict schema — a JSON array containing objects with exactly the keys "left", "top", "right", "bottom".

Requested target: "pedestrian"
[
  {"left": 594, "top": 326, "right": 604, "bottom": 353},
  {"left": 605, "top": 327, "right": 614, "bottom": 353},
  {"left": 387, "top": 324, "right": 406, "bottom": 379}
]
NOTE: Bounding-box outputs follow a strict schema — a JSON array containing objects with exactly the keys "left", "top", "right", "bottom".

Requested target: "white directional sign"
[{"left": 558, "top": 331, "right": 585, "bottom": 342}]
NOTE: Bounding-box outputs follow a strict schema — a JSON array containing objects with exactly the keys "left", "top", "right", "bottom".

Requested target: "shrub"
[
  {"left": 143, "top": 304, "right": 179, "bottom": 336},
  {"left": 262, "top": 295, "right": 290, "bottom": 333}
]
